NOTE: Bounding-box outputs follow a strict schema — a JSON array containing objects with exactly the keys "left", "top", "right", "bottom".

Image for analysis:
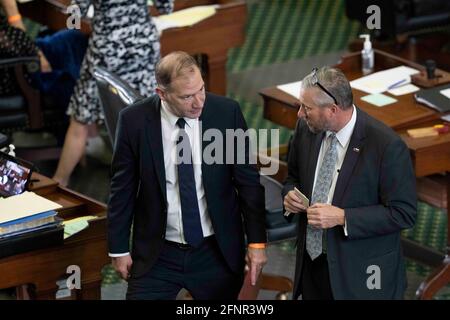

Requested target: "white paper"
[
  {"left": 154, "top": 5, "right": 218, "bottom": 34},
  {"left": 441, "top": 114, "right": 450, "bottom": 122},
  {"left": 440, "top": 88, "right": 450, "bottom": 99},
  {"left": 277, "top": 81, "right": 302, "bottom": 99},
  {"left": 387, "top": 84, "right": 420, "bottom": 96},
  {"left": 0, "top": 191, "right": 62, "bottom": 224},
  {"left": 350, "top": 66, "right": 420, "bottom": 94}
]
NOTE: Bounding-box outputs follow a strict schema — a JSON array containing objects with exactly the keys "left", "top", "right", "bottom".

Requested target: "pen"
[{"left": 387, "top": 79, "right": 407, "bottom": 90}]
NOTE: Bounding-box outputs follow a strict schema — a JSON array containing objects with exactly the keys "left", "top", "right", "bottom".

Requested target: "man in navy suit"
[
  {"left": 283, "top": 67, "right": 416, "bottom": 299},
  {"left": 108, "top": 51, "right": 267, "bottom": 300}
]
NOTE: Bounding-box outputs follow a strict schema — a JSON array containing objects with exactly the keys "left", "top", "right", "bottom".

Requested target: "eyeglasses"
[
  {"left": 311, "top": 67, "right": 338, "bottom": 105},
  {"left": 298, "top": 103, "right": 313, "bottom": 113}
]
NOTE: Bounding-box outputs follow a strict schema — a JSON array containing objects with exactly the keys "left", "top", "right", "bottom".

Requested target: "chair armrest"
[{"left": 0, "top": 56, "right": 40, "bottom": 73}]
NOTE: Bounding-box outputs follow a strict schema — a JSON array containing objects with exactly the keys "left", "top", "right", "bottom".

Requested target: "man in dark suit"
[
  {"left": 283, "top": 67, "right": 416, "bottom": 299},
  {"left": 108, "top": 51, "right": 267, "bottom": 300}
]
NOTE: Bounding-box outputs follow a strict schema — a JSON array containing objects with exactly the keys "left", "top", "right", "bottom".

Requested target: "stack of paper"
[
  {"left": 153, "top": 5, "right": 219, "bottom": 33},
  {"left": 0, "top": 191, "right": 62, "bottom": 224},
  {"left": 350, "top": 66, "right": 420, "bottom": 94},
  {"left": 0, "top": 191, "right": 62, "bottom": 239}
]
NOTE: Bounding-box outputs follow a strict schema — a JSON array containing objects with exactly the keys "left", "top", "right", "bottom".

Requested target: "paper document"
[
  {"left": 441, "top": 114, "right": 450, "bottom": 122},
  {"left": 361, "top": 93, "right": 397, "bottom": 107},
  {"left": 350, "top": 66, "right": 420, "bottom": 94},
  {"left": 284, "top": 187, "right": 309, "bottom": 217},
  {"left": 153, "top": 5, "right": 218, "bottom": 33},
  {"left": 440, "top": 88, "right": 450, "bottom": 99},
  {"left": 387, "top": 84, "right": 420, "bottom": 96},
  {"left": 0, "top": 191, "right": 62, "bottom": 224},
  {"left": 63, "top": 216, "right": 98, "bottom": 239},
  {"left": 277, "top": 81, "right": 302, "bottom": 99}
]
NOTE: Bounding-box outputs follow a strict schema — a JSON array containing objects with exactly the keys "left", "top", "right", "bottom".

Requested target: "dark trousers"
[
  {"left": 126, "top": 236, "right": 244, "bottom": 300},
  {"left": 300, "top": 253, "right": 334, "bottom": 300}
]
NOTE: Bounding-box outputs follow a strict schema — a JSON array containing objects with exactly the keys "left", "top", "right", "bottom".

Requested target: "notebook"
[{"left": 415, "top": 83, "right": 450, "bottom": 113}]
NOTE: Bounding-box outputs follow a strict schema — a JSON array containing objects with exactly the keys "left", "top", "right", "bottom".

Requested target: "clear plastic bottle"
[{"left": 360, "top": 34, "right": 374, "bottom": 75}]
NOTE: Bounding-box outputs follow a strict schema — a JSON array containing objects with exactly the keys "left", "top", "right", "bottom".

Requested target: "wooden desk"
[
  {"left": 259, "top": 50, "right": 450, "bottom": 299},
  {"left": 0, "top": 173, "right": 108, "bottom": 299},
  {"left": 399, "top": 122, "right": 450, "bottom": 299},
  {"left": 19, "top": 0, "right": 247, "bottom": 96},
  {"left": 260, "top": 50, "right": 440, "bottom": 131}
]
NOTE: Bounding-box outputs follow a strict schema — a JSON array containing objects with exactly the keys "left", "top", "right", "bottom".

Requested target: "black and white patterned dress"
[{"left": 67, "top": 0, "right": 173, "bottom": 124}]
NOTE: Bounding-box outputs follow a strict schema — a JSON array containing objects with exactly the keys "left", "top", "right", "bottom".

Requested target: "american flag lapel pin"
[{"left": 353, "top": 147, "right": 360, "bottom": 153}]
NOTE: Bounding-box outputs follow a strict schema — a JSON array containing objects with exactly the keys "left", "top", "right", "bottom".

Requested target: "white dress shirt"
[
  {"left": 160, "top": 101, "right": 214, "bottom": 243},
  {"left": 312, "top": 105, "right": 357, "bottom": 236}
]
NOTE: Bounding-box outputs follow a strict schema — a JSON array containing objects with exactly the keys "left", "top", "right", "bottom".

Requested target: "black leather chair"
[
  {"left": 0, "top": 56, "right": 68, "bottom": 161},
  {"left": 260, "top": 174, "right": 296, "bottom": 299},
  {"left": 93, "top": 67, "right": 143, "bottom": 146},
  {"left": 239, "top": 172, "right": 296, "bottom": 300},
  {"left": 345, "top": 0, "right": 450, "bottom": 40},
  {"left": 261, "top": 174, "right": 298, "bottom": 242}
]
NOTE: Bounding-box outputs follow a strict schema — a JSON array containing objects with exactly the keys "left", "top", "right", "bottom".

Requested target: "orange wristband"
[
  {"left": 8, "top": 14, "right": 22, "bottom": 24},
  {"left": 248, "top": 243, "right": 266, "bottom": 249}
]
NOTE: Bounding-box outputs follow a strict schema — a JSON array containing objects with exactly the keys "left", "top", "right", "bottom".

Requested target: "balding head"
[{"left": 156, "top": 51, "right": 200, "bottom": 90}]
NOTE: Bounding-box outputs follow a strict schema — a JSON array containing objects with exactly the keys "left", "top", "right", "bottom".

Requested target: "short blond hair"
[{"left": 156, "top": 51, "right": 200, "bottom": 90}]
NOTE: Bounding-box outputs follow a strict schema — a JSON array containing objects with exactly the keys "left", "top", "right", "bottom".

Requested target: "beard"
[{"left": 306, "top": 116, "right": 331, "bottom": 134}]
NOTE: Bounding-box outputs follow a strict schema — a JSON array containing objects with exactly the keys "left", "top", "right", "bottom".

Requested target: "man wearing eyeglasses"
[
  {"left": 283, "top": 66, "right": 416, "bottom": 299},
  {"left": 108, "top": 51, "right": 267, "bottom": 299}
]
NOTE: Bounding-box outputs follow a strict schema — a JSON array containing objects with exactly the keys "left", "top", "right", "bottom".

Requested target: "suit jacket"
[
  {"left": 283, "top": 108, "right": 417, "bottom": 299},
  {"left": 108, "top": 93, "right": 266, "bottom": 278}
]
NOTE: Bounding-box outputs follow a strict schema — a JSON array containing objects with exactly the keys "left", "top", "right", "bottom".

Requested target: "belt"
[
  {"left": 165, "top": 240, "right": 193, "bottom": 250},
  {"left": 164, "top": 235, "right": 215, "bottom": 250}
]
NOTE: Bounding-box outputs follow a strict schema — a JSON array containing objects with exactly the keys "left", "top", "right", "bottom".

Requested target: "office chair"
[
  {"left": 93, "top": 67, "right": 143, "bottom": 146},
  {"left": 345, "top": 0, "right": 450, "bottom": 40},
  {"left": 260, "top": 174, "right": 296, "bottom": 299},
  {"left": 239, "top": 173, "right": 296, "bottom": 300},
  {"left": 0, "top": 56, "right": 67, "bottom": 161}
]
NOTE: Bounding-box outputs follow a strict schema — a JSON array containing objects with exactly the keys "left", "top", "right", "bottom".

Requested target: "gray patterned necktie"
[{"left": 306, "top": 132, "right": 338, "bottom": 260}]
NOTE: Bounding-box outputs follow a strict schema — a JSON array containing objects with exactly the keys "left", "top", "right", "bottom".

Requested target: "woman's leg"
[{"left": 53, "top": 117, "right": 95, "bottom": 186}]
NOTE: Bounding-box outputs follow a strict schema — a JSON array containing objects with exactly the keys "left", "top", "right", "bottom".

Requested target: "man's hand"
[
  {"left": 245, "top": 247, "right": 267, "bottom": 286},
  {"left": 38, "top": 50, "right": 52, "bottom": 73},
  {"left": 111, "top": 254, "right": 133, "bottom": 280},
  {"left": 283, "top": 189, "right": 307, "bottom": 214},
  {"left": 307, "top": 203, "right": 345, "bottom": 229}
]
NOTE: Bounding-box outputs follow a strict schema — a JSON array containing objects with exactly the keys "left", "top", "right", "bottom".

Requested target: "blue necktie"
[{"left": 176, "top": 118, "right": 204, "bottom": 247}]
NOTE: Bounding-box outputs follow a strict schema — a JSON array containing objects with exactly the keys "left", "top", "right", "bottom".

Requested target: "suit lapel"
[
  {"left": 145, "top": 97, "right": 167, "bottom": 205},
  {"left": 332, "top": 108, "right": 366, "bottom": 206},
  {"left": 199, "top": 95, "right": 212, "bottom": 191},
  {"left": 305, "top": 130, "right": 325, "bottom": 198}
]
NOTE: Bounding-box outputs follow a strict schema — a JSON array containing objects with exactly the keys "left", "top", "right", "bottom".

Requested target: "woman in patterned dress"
[{"left": 53, "top": 0, "right": 174, "bottom": 186}]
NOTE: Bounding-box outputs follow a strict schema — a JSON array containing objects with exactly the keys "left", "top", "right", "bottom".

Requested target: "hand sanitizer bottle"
[{"left": 360, "top": 34, "right": 374, "bottom": 75}]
